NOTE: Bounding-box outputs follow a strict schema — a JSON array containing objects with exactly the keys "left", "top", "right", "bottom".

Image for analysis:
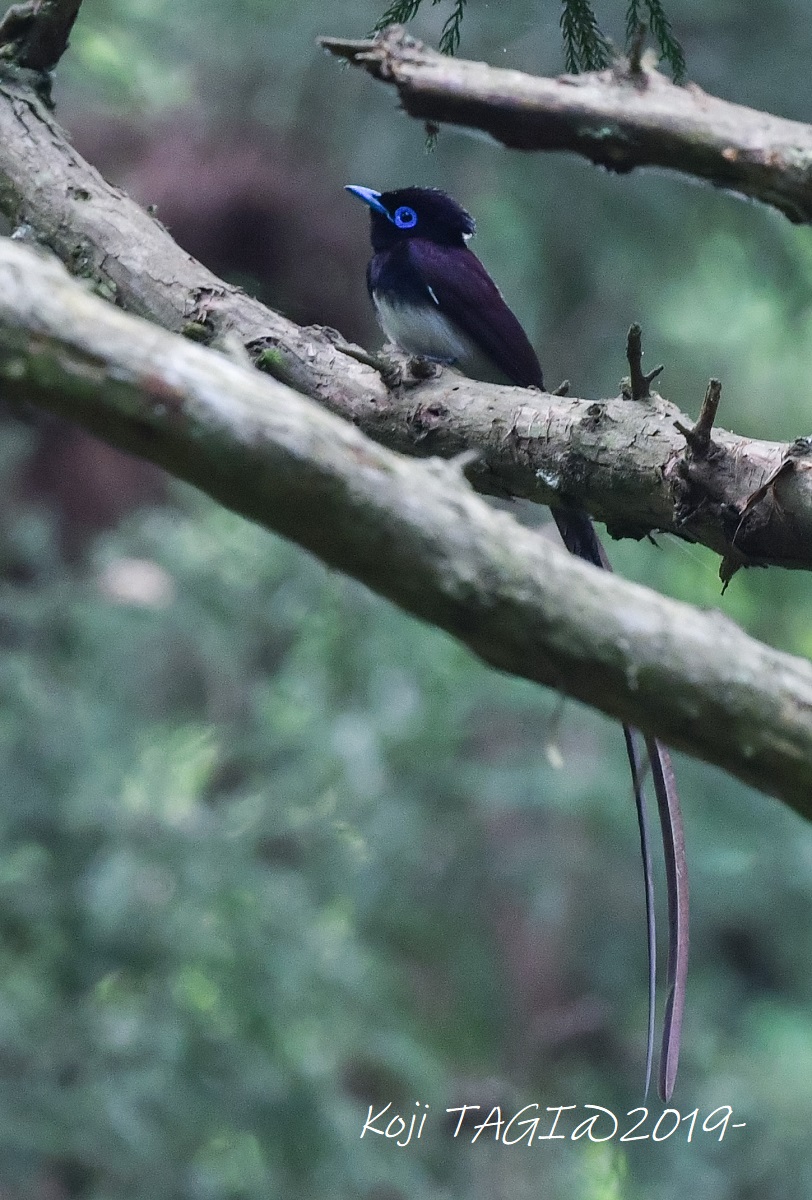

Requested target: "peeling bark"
[
  {"left": 321, "top": 27, "right": 812, "bottom": 225},
  {"left": 2, "top": 238, "right": 812, "bottom": 818},
  {"left": 1, "top": 71, "right": 811, "bottom": 571}
]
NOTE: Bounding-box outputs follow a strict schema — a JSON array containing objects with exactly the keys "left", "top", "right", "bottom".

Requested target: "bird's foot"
[
  {"left": 377, "top": 355, "right": 406, "bottom": 389},
  {"left": 322, "top": 334, "right": 444, "bottom": 390},
  {"left": 407, "top": 355, "right": 443, "bottom": 382},
  {"left": 379, "top": 348, "right": 444, "bottom": 388},
  {"left": 371, "top": 351, "right": 442, "bottom": 389},
  {"left": 321, "top": 333, "right": 404, "bottom": 388}
]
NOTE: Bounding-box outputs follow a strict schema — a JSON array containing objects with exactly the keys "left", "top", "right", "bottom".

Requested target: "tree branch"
[
  {"left": 0, "top": 0, "right": 83, "bottom": 72},
  {"left": 320, "top": 27, "right": 812, "bottom": 225},
  {"left": 1, "top": 73, "right": 812, "bottom": 574},
  {"left": 3, "top": 236, "right": 812, "bottom": 818}
]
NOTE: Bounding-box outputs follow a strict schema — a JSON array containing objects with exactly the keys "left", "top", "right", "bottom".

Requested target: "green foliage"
[
  {"left": 4, "top": 395, "right": 812, "bottom": 1199},
  {"left": 438, "top": 0, "right": 466, "bottom": 54},
  {"left": 22, "top": 0, "right": 812, "bottom": 1195},
  {"left": 374, "top": 0, "right": 468, "bottom": 55},
  {"left": 0, "top": 473, "right": 443, "bottom": 1198},
  {"left": 0, "top": 442, "right": 693, "bottom": 1198},
  {"left": 626, "top": 0, "right": 685, "bottom": 80},
  {"left": 560, "top": 0, "right": 612, "bottom": 72},
  {"left": 372, "top": 0, "right": 686, "bottom": 78},
  {"left": 374, "top": 0, "right": 424, "bottom": 35}
]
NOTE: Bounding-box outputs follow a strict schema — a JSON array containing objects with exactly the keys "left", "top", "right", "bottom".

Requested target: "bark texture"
[
  {"left": 321, "top": 27, "right": 812, "bottom": 225},
  {"left": 1, "top": 68, "right": 811, "bottom": 572},
  {"left": 2, "top": 237, "right": 812, "bottom": 820},
  {"left": 0, "top": 0, "right": 83, "bottom": 71}
]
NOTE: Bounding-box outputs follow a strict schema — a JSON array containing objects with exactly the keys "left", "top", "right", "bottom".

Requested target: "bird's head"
[{"left": 345, "top": 185, "right": 475, "bottom": 251}]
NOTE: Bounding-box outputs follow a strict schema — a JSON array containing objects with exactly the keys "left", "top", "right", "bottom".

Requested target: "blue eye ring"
[{"left": 393, "top": 205, "right": 418, "bottom": 229}]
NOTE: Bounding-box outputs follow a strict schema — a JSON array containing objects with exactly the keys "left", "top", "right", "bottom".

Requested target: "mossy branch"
[
  {"left": 2, "top": 72, "right": 812, "bottom": 573},
  {"left": 3, "top": 238, "right": 812, "bottom": 819}
]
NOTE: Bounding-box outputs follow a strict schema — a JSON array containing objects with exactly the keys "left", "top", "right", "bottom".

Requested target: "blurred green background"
[{"left": 2, "top": 0, "right": 812, "bottom": 1195}]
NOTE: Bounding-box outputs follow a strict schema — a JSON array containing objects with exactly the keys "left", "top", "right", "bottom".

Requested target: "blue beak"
[{"left": 345, "top": 185, "right": 390, "bottom": 218}]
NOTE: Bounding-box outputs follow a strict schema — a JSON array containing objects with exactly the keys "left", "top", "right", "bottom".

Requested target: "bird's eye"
[{"left": 393, "top": 206, "right": 418, "bottom": 229}]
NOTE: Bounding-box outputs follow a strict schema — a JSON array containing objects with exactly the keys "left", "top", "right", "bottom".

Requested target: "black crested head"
[{"left": 346, "top": 185, "right": 475, "bottom": 251}]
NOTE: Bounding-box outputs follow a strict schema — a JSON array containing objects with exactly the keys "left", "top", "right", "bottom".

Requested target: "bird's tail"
[{"left": 551, "top": 504, "right": 689, "bottom": 1102}]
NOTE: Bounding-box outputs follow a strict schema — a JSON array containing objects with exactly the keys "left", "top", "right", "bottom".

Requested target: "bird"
[{"left": 346, "top": 183, "right": 688, "bottom": 1102}]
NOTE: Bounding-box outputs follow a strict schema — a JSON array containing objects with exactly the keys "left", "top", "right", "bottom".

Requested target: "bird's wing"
[{"left": 406, "top": 240, "right": 544, "bottom": 389}]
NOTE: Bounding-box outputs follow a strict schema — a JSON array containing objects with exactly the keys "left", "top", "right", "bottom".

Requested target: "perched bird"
[{"left": 347, "top": 184, "right": 688, "bottom": 1101}]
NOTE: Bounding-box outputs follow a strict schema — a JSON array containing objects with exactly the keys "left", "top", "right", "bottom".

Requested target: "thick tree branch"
[
  {"left": 320, "top": 28, "right": 812, "bottom": 225},
  {"left": 0, "top": 0, "right": 83, "bottom": 72},
  {"left": 1, "top": 73, "right": 812, "bottom": 573},
  {"left": 3, "top": 237, "right": 812, "bottom": 818}
]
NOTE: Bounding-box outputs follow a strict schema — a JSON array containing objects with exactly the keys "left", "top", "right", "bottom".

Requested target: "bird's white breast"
[
  {"left": 373, "top": 293, "right": 474, "bottom": 365},
  {"left": 372, "top": 292, "right": 514, "bottom": 385}
]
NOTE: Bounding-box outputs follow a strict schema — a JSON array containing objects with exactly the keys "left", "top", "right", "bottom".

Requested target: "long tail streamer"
[{"left": 551, "top": 506, "right": 688, "bottom": 1101}]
